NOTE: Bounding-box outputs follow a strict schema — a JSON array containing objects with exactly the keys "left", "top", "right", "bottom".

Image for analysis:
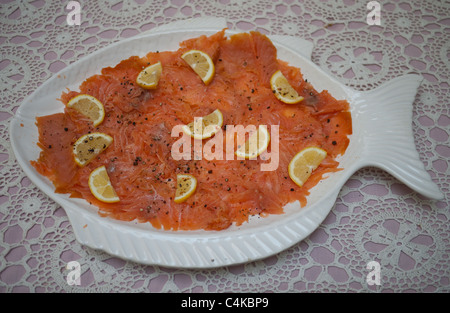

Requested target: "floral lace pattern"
[{"left": 1, "top": 0, "right": 449, "bottom": 292}]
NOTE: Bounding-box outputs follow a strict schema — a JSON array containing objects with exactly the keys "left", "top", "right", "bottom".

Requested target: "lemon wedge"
[
  {"left": 88, "top": 165, "right": 120, "bottom": 203},
  {"left": 288, "top": 147, "right": 327, "bottom": 187},
  {"left": 235, "top": 125, "right": 270, "bottom": 159},
  {"left": 182, "top": 109, "right": 223, "bottom": 140},
  {"left": 67, "top": 94, "right": 105, "bottom": 127},
  {"left": 174, "top": 174, "right": 197, "bottom": 203},
  {"left": 73, "top": 132, "right": 113, "bottom": 167},
  {"left": 270, "top": 70, "right": 304, "bottom": 104},
  {"left": 136, "top": 61, "right": 162, "bottom": 89},
  {"left": 181, "top": 49, "right": 215, "bottom": 85}
]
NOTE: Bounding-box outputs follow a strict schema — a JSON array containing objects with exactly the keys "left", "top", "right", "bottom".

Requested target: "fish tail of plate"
[{"left": 354, "top": 74, "right": 443, "bottom": 200}]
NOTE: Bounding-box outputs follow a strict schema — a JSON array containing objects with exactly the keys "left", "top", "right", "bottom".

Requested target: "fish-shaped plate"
[{"left": 10, "top": 18, "right": 443, "bottom": 268}]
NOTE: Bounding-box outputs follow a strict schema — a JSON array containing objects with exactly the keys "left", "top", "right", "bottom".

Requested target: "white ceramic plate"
[{"left": 10, "top": 18, "right": 443, "bottom": 268}]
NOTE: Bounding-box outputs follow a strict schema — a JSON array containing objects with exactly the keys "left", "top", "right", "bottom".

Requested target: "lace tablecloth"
[{"left": 1, "top": 0, "right": 449, "bottom": 293}]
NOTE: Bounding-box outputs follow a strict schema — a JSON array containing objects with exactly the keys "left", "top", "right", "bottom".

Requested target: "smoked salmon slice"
[{"left": 31, "top": 30, "right": 352, "bottom": 231}]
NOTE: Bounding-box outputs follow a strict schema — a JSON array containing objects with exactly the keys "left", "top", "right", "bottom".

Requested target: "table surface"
[{"left": 1, "top": 0, "right": 449, "bottom": 293}]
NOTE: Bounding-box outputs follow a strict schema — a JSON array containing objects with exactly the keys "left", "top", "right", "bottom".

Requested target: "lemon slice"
[
  {"left": 136, "top": 61, "right": 162, "bottom": 89},
  {"left": 235, "top": 125, "right": 270, "bottom": 159},
  {"left": 174, "top": 174, "right": 197, "bottom": 203},
  {"left": 67, "top": 94, "right": 105, "bottom": 127},
  {"left": 88, "top": 165, "right": 120, "bottom": 203},
  {"left": 73, "top": 132, "right": 113, "bottom": 167},
  {"left": 181, "top": 50, "right": 215, "bottom": 85},
  {"left": 182, "top": 109, "right": 223, "bottom": 140},
  {"left": 288, "top": 147, "right": 327, "bottom": 187},
  {"left": 270, "top": 70, "right": 304, "bottom": 104}
]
